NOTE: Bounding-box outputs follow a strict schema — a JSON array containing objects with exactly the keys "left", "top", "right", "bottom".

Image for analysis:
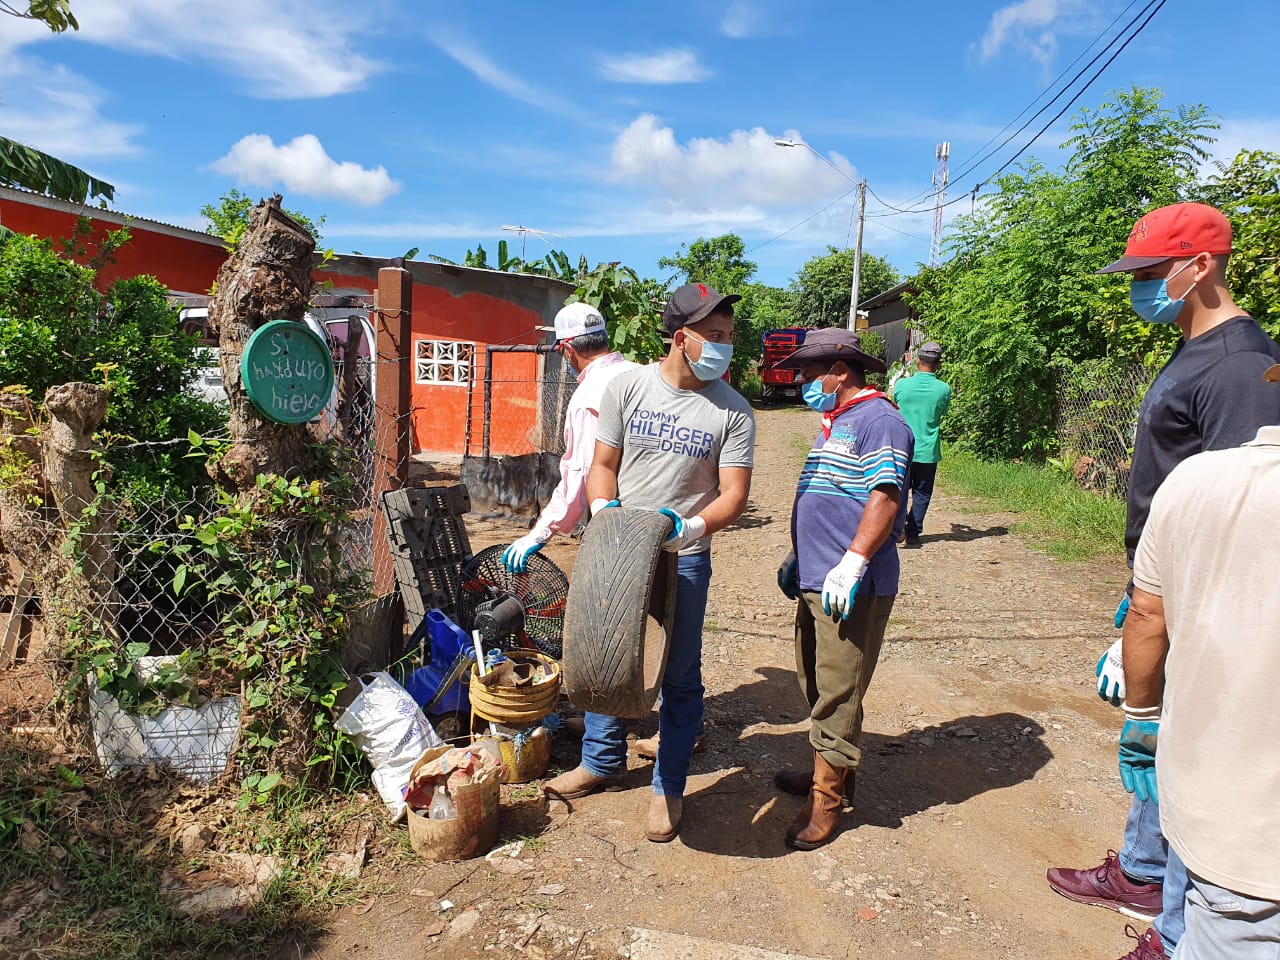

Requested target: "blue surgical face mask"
[
  {"left": 1130, "top": 259, "right": 1197, "bottom": 324},
  {"left": 682, "top": 333, "right": 733, "bottom": 381},
  {"left": 802, "top": 372, "right": 838, "bottom": 412}
]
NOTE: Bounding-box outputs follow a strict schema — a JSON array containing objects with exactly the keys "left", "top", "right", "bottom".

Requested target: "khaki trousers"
[{"left": 794, "top": 590, "right": 895, "bottom": 770}]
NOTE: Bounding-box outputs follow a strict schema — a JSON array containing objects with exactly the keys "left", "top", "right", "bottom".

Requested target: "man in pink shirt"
[{"left": 502, "top": 302, "right": 639, "bottom": 573}]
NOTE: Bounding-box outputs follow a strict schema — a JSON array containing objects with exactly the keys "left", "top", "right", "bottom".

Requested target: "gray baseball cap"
[{"left": 918, "top": 341, "right": 943, "bottom": 361}]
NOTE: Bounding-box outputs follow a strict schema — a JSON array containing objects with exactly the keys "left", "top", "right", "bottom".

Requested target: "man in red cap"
[{"left": 1047, "top": 202, "right": 1280, "bottom": 960}]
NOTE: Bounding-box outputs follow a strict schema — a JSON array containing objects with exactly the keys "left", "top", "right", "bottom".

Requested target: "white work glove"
[
  {"left": 501, "top": 531, "right": 548, "bottom": 574},
  {"left": 658, "top": 508, "right": 707, "bottom": 552},
  {"left": 1096, "top": 637, "right": 1125, "bottom": 706},
  {"left": 821, "top": 550, "right": 869, "bottom": 620},
  {"left": 590, "top": 498, "right": 619, "bottom": 516}
]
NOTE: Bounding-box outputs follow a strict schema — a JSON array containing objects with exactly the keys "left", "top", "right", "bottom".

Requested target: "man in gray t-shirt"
[{"left": 542, "top": 283, "right": 756, "bottom": 844}]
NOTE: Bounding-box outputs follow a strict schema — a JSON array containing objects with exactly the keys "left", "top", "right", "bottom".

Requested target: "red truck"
[{"left": 757, "top": 327, "right": 811, "bottom": 402}]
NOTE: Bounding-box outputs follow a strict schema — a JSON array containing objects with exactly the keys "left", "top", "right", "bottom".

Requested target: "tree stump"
[
  {"left": 207, "top": 195, "right": 318, "bottom": 492},
  {"left": 44, "top": 381, "right": 118, "bottom": 635}
]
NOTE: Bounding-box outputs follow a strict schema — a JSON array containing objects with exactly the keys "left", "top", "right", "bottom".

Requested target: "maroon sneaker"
[
  {"left": 1045, "top": 850, "right": 1162, "bottom": 922},
  {"left": 1118, "top": 925, "right": 1165, "bottom": 960}
]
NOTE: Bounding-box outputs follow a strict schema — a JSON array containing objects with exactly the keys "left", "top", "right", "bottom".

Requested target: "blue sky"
[{"left": 4, "top": 0, "right": 1278, "bottom": 289}]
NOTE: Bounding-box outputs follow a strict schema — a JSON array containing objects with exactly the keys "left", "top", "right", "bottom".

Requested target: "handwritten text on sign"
[{"left": 241, "top": 323, "right": 335, "bottom": 424}]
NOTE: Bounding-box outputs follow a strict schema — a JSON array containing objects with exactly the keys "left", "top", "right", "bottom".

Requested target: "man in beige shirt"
[{"left": 1121, "top": 363, "right": 1280, "bottom": 958}]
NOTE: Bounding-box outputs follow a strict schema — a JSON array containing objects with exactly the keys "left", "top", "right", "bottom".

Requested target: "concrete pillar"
[{"left": 373, "top": 267, "right": 413, "bottom": 596}]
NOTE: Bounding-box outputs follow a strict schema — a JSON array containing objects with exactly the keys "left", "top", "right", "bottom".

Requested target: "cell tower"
[{"left": 930, "top": 141, "right": 950, "bottom": 268}]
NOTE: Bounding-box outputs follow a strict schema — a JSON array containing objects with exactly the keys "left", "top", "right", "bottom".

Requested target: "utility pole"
[
  {"left": 847, "top": 179, "right": 866, "bottom": 330},
  {"left": 930, "top": 142, "right": 950, "bottom": 268},
  {"left": 770, "top": 139, "right": 866, "bottom": 329}
]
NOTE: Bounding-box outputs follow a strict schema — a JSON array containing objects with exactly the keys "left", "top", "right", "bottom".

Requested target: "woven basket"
[{"left": 468, "top": 650, "right": 561, "bottom": 725}]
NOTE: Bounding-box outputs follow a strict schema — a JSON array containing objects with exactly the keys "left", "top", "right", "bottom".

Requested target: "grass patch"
[
  {"left": 0, "top": 732, "right": 380, "bottom": 960},
  {"left": 938, "top": 447, "right": 1126, "bottom": 562}
]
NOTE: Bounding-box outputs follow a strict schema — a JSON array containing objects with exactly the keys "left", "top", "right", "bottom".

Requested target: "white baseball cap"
[{"left": 542, "top": 302, "right": 606, "bottom": 342}]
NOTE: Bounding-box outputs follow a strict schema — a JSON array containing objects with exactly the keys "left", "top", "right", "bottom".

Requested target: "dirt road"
[{"left": 311, "top": 405, "right": 1139, "bottom": 960}]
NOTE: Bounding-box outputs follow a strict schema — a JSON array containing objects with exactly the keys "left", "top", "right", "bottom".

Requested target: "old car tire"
[{"left": 562, "top": 507, "right": 677, "bottom": 718}]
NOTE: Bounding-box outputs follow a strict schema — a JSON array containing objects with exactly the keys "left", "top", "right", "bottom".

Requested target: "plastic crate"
[{"left": 382, "top": 485, "right": 473, "bottom": 629}]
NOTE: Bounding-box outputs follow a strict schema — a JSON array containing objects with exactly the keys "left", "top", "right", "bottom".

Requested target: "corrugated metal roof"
[{"left": 0, "top": 184, "right": 225, "bottom": 247}]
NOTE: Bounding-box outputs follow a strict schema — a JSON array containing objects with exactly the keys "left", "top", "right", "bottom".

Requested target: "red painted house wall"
[
  {"left": 0, "top": 191, "right": 227, "bottom": 294},
  {"left": 409, "top": 285, "right": 544, "bottom": 456},
  {"left": 1, "top": 188, "right": 571, "bottom": 458}
]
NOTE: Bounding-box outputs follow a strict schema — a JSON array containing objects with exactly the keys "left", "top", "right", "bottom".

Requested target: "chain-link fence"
[
  {"left": 455, "top": 348, "right": 578, "bottom": 519},
  {"left": 465, "top": 346, "right": 577, "bottom": 459},
  {"left": 1054, "top": 361, "right": 1150, "bottom": 499}
]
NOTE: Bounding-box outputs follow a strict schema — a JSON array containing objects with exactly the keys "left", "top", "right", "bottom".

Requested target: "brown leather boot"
[
  {"left": 542, "top": 765, "right": 621, "bottom": 802},
  {"left": 785, "top": 751, "right": 847, "bottom": 850},
  {"left": 634, "top": 731, "right": 705, "bottom": 761},
  {"left": 774, "top": 767, "right": 856, "bottom": 805}
]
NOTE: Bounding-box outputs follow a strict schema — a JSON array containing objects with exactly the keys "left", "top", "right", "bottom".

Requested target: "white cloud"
[
  {"left": 429, "top": 32, "right": 582, "bottom": 119},
  {"left": 210, "top": 135, "right": 400, "bottom": 207},
  {"left": 720, "top": 1, "right": 772, "bottom": 39},
  {"left": 0, "top": 54, "right": 141, "bottom": 160},
  {"left": 599, "top": 48, "right": 710, "bottom": 84},
  {"left": 609, "top": 114, "right": 859, "bottom": 209},
  {"left": 1209, "top": 118, "right": 1280, "bottom": 168},
  {"left": 975, "top": 0, "right": 1094, "bottom": 69},
  {"left": 61, "top": 0, "right": 379, "bottom": 98}
]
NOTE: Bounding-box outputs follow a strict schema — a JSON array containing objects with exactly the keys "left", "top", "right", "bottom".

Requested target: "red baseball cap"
[{"left": 1096, "top": 202, "right": 1233, "bottom": 274}]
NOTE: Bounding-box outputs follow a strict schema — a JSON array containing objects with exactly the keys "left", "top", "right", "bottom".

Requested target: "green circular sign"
[{"left": 240, "top": 319, "right": 336, "bottom": 424}]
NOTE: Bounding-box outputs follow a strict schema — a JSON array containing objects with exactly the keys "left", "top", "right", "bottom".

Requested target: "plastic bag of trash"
[{"left": 336, "top": 672, "right": 443, "bottom": 819}]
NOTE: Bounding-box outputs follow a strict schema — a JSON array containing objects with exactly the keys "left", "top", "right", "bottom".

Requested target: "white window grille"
[{"left": 415, "top": 338, "right": 475, "bottom": 386}]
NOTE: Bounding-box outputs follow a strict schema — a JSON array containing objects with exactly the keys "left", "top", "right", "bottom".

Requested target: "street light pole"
[
  {"left": 774, "top": 139, "right": 866, "bottom": 330},
  {"left": 848, "top": 179, "right": 866, "bottom": 330}
]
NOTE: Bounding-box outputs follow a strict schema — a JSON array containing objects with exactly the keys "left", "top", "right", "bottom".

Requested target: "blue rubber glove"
[
  {"left": 658, "top": 508, "right": 707, "bottom": 552},
  {"left": 501, "top": 533, "right": 545, "bottom": 574},
  {"left": 1118, "top": 718, "right": 1159, "bottom": 804},
  {"left": 1095, "top": 638, "right": 1125, "bottom": 706},
  {"left": 777, "top": 551, "right": 800, "bottom": 600},
  {"left": 1114, "top": 594, "right": 1130, "bottom": 629},
  {"left": 821, "top": 550, "right": 869, "bottom": 620}
]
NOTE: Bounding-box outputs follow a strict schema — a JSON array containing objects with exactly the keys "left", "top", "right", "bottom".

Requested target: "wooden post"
[{"left": 372, "top": 267, "right": 413, "bottom": 596}]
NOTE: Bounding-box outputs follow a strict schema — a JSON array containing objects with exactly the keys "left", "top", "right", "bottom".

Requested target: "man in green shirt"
[{"left": 892, "top": 341, "right": 952, "bottom": 546}]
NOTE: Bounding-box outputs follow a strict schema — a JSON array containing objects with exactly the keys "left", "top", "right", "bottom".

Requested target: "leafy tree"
[
  {"left": 1, "top": 0, "right": 76, "bottom": 31},
  {"left": 1200, "top": 149, "right": 1280, "bottom": 337},
  {"left": 790, "top": 246, "right": 900, "bottom": 329},
  {"left": 730, "top": 282, "right": 793, "bottom": 389},
  {"left": 906, "top": 86, "right": 1220, "bottom": 461},
  {"left": 657, "top": 234, "right": 757, "bottom": 293},
  {"left": 0, "top": 230, "right": 222, "bottom": 490},
  {"left": 430, "top": 241, "right": 668, "bottom": 363},
  {"left": 0, "top": 2, "right": 116, "bottom": 206},
  {"left": 200, "top": 188, "right": 324, "bottom": 248}
]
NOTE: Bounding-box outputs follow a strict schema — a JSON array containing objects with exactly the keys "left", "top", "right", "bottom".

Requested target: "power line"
[
  {"left": 754, "top": 0, "right": 1166, "bottom": 254},
  {"left": 746, "top": 185, "right": 858, "bottom": 253},
  {"left": 872, "top": 0, "right": 1167, "bottom": 219},
  {"left": 945, "top": 0, "right": 1163, "bottom": 198},
  {"left": 891, "top": 0, "right": 1149, "bottom": 211}
]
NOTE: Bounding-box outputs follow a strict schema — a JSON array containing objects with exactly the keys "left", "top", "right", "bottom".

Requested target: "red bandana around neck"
[{"left": 821, "top": 387, "right": 894, "bottom": 438}]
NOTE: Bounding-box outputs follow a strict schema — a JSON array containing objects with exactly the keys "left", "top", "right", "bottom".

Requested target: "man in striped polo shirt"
[{"left": 772, "top": 328, "right": 913, "bottom": 850}]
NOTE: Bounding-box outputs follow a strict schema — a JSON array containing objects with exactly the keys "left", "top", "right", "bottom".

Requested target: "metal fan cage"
[{"left": 455, "top": 546, "right": 568, "bottom": 659}]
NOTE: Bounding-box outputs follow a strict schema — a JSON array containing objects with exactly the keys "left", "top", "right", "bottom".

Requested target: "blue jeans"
[
  {"left": 905, "top": 461, "right": 937, "bottom": 538},
  {"left": 580, "top": 550, "right": 712, "bottom": 798},
  {"left": 1121, "top": 795, "right": 1189, "bottom": 949},
  {"left": 1180, "top": 872, "right": 1280, "bottom": 959}
]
